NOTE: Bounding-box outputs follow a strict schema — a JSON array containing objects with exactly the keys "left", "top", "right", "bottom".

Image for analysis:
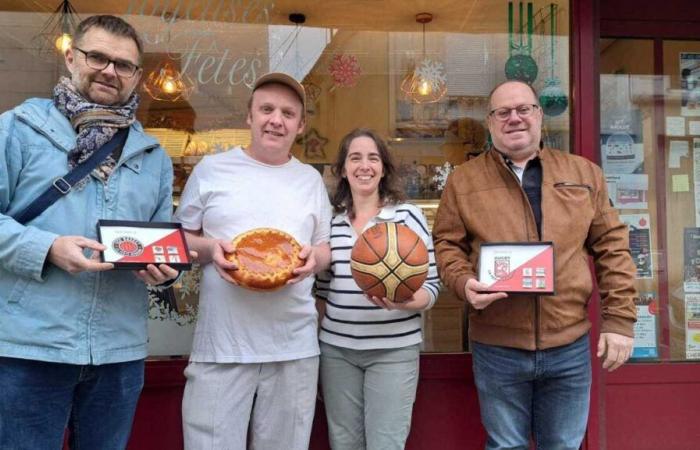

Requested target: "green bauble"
[
  {"left": 504, "top": 54, "right": 538, "bottom": 83},
  {"left": 539, "top": 78, "right": 568, "bottom": 116}
]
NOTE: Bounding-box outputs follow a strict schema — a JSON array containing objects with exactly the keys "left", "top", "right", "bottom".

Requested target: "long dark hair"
[{"left": 330, "top": 128, "right": 405, "bottom": 217}]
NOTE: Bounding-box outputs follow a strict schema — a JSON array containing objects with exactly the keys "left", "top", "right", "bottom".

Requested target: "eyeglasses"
[
  {"left": 489, "top": 104, "right": 540, "bottom": 122},
  {"left": 73, "top": 47, "right": 140, "bottom": 78}
]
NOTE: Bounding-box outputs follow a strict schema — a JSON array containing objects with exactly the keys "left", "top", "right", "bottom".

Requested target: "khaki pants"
[
  {"left": 182, "top": 357, "right": 319, "bottom": 450},
  {"left": 319, "top": 342, "right": 420, "bottom": 450}
]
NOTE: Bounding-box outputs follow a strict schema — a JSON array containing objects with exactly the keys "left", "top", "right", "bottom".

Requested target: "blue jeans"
[
  {"left": 0, "top": 357, "right": 144, "bottom": 450},
  {"left": 471, "top": 334, "right": 591, "bottom": 450}
]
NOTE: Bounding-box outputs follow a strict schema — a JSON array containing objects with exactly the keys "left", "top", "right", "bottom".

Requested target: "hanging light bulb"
[
  {"left": 55, "top": 33, "right": 72, "bottom": 53},
  {"left": 400, "top": 13, "right": 447, "bottom": 104},
  {"left": 161, "top": 77, "right": 178, "bottom": 94},
  {"left": 143, "top": 62, "right": 195, "bottom": 101},
  {"left": 418, "top": 79, "right": 432, "bottom": 96}
]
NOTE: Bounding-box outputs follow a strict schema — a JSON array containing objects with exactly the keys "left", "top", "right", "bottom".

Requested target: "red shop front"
[{"left": 1, "top": 0, "right": 696, "bottom": 448}]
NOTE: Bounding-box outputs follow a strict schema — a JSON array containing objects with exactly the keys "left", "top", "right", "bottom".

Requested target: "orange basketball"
[{"left": 350, "top": 223, "right": 429, "bottom": 302}]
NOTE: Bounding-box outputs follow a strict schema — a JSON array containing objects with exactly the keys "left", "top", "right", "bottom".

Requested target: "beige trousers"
[{"left": 182, "top": 357, "right": 319, "bottom": 450}]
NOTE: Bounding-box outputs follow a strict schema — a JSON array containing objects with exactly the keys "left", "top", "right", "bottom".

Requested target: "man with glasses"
[
  {"left": 0, "top": 15, "right": 178, "bottom": 449},
  {"left": 433, "top": 80, "right": 637, "bottom": 450},
  {"left": 73, "top": 47, "right": 141, "bottom": 80}
]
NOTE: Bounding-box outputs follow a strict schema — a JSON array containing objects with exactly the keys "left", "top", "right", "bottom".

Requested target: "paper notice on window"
[
  {"left": 684, "top": 228, "right": 700, "bottom": 293},
  {"left": 681, "top": 53, "right": 700, "bottom": 116},
  {"left": 667, "top": 116, "right": 686, "bottom": 136},
  {"left": 633, "top": 292, "right": 658, "bottom": 359},
  {"left": 686, "top": 294, "right": 700, "bottom": 359},
  {"left": 600, "top": 109, "right": 644, "bottom": 174},
  {"left": 690, "top": 121, "right": 700, "bottom": 135},
  {"left": 669, "top": 140, "right": 689, "bottom": 168},
  {"left": 620, "top": 214, "right": 653, "bottom": 279},
  {"left": 673, "top": 174, "right": 690, "bottom": 192},
  {"left": 694, "top": 140, "right": 700, "bottom": 226},
  {"left": 605, "top": 174, "right": 648, "bottom": 209},
  {"left": 601, "top": 141, "right": 644, "bottom": 174}
]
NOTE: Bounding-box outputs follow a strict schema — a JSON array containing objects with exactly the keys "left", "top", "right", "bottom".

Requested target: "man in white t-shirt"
[{"left": 175, "top": 72, "right": 332, "bottom": 450}]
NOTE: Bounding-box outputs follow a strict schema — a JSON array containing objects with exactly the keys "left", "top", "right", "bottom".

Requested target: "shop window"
[
  {"left": 600, "top": 37, "right": 700, "bottom": 362},
  {"left": 0, "top": 0, "right": 570, "bottom": 356}
]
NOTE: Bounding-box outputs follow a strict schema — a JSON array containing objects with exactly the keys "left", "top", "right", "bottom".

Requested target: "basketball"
[{"left": 350, "top": 222, "right": 429, "bottom": 302}]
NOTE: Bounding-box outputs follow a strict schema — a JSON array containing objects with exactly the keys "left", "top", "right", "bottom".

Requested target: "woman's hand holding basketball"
[{"left": 366, "top": 288, "right": 431, "bottom": 311}]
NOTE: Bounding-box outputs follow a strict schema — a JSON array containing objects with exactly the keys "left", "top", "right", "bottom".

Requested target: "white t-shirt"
[{"left": 175, "top": 147, "right": 332, "bottom": 363}]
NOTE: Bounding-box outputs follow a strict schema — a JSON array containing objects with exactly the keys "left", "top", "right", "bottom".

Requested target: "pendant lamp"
[
  {"left": 400, "top": 13, "right": 447, "bottom": 104},
  {"left": 32, "top": 0, "right": 80, "bottom": 56},
  {"left": 143, "top": 61, "right": 195, "bottom": 102},
  {"left": 143, "top": 18, "right": 195, "bottom": 102}
]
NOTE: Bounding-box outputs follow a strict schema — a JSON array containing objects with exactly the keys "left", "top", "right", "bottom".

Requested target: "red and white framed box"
[
  {"left": 97, "top": 220, "right": 192, "bottom": 270},
  {"left": 478, "top": 242, "right": 555, "bottom": 294}
]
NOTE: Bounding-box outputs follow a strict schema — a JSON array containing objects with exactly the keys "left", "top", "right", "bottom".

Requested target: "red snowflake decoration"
[{"left": 328, "top": 54, "right": 361, "bottom": 88}]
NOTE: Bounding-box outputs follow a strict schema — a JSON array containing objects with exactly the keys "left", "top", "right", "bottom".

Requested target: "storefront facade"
[{"left": 1, "top": 0, "right": 699, "bottom": 448}]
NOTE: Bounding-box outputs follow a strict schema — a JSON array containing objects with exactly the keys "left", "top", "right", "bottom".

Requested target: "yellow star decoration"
[{"left": 351, "top": 223, "right": 429, "bottom": 300}]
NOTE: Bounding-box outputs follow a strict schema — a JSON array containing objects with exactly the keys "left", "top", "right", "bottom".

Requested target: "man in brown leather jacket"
[{"left": 433, "top": 80, "right": 637, "bottom": 450}]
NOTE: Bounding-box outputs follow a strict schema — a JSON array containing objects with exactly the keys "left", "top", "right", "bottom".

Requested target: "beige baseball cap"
[{"left": 253, "top": 72, "right": 306, "bottom": 111}]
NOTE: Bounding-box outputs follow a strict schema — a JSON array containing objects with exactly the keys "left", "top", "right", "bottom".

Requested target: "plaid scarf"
[{"left": 53, "top": 76, "right": 139, "bottom": 190}]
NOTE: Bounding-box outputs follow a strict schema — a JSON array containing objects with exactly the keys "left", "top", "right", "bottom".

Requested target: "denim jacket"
[{"left": 0, "top": 98, "right": 174, "bottom": 365}]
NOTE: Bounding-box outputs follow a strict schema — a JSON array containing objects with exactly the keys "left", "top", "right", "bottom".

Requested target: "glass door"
[
  {"left": 598, "top": 35, "right": 700, "bottom": 450},
  {"left": 600, "top": 38, "right": 700, "bottom": 363}
]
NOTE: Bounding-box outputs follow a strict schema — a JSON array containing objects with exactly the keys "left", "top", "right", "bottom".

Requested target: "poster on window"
[
  {"left": 600, "top": 108, "right": 644, "bottom": 174},
  {"left": 620, "top": 214, "right": 653, "bottom": 279},
  {"left": 694, "top": 139, "right": 700, "bottom": 226},
  {"left": 633, "top": 292, "right": 658, "bottom": 359},
  {"left": 681, "top": 53, "right": 700, "bottom": 117},
  {"left": 684, "top": 228, "right": 700, "bottom": 292},
  {"left": 605, "top": 174, "right": 649, "bottom": 209},
  {"left": 685, "top": 294, "right": 700, "bottom": 359}
]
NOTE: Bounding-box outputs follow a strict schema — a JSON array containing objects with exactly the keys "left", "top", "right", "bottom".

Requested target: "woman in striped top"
[{"left": 316, "top": 128, "right": 441, "bottom": 450}]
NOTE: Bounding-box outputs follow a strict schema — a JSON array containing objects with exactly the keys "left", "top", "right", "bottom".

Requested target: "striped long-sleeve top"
[{"left": 315, "top": 203, "right": 441, "bottom": 350}]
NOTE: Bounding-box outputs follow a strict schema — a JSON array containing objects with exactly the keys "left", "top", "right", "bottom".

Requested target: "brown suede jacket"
[{"left": 433, "top": 147, "right": 637, "bottom": 350}]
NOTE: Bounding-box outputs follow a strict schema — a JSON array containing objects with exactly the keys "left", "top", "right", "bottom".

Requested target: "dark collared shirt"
[{"left": 502, "top": 153, "right": 543, "bottom": 239}]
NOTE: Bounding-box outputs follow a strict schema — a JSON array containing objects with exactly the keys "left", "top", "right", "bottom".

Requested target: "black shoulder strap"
[{"left": 14, "top": 127, "right": 130, "bottom": 225}]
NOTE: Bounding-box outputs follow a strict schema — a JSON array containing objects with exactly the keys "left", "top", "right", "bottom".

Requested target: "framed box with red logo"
[
  {"left": 478, "top": 242, "right": 555, "bottom": 295},
  {"left": 97, "top": 220, "right": 193, "bottom": 271}
]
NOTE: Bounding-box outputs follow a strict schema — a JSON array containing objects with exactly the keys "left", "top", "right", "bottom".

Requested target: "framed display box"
[
  {"left": 478, "top": 242, "right": 555, "bottom": 294},
  {"left": 98, "top": 220, "right": 192, "bottom": 271}
]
